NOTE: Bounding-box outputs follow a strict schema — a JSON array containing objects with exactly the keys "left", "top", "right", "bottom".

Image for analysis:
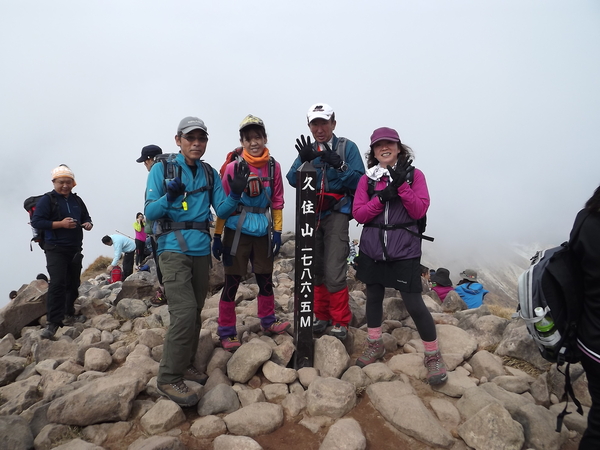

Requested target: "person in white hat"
[
  {"left": 31, "top": 164, "right": 93, "bottom": 339},
  {"left": 286, "top": 103, "right": 365, "bottom": 341}
]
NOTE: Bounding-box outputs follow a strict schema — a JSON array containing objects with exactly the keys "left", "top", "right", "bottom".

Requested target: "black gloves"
[
  {"left": 387, "top": 159, "right": 414, "bottom": 187},
  {"left": 377, "top": 185, "right": 398, "bottom": 203},
  {"left": 295, "top": 135, "right": 318, "bottom": 163},
  {"left": 166, "top": 177, "right": 186, "bottom": 202},
  {"left": 227, "top": 160, "right": 250, "bottom": 199},
  {"left": 212, "top": 234, "right": 223, "bottom": 260},
  {"left": 319, "top": 142, "right": 343, "bottom": 169}
]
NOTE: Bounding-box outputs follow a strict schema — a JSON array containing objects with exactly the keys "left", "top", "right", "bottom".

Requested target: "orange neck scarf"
[{"left": 242, "top": 147, "right": 270, "bottom": 168}]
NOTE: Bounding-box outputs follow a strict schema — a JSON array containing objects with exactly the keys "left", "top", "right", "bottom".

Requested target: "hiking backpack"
[
  {"left": 365, "top": 170, "right": 434, "bottom": 242},
  {"left": 23, "top": 192, "right": 85, "bottom": 251},
  {"left": 109, "top": 266, "right": 123, "bottom": 283},
  {"left": 516, "top": 211, "right": 588, "bottom": 430}
]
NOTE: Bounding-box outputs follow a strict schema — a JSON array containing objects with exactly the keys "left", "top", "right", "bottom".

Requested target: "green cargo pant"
[{"left": 157, "top": 251, "right": 210, "bottom": 384}]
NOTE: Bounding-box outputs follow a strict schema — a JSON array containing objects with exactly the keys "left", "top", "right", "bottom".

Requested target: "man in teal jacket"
[{"left": 144, "top": 116, "right": 246, "bottom": 406}]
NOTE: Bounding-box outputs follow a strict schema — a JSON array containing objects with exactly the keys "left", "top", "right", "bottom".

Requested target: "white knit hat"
[{"left": 51, "top": 164, "right": 76, "bottom": 186}]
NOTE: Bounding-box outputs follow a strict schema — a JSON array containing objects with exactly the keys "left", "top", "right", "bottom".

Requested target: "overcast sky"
[{"left": 1, "top": 1, "right": 599, "bottom": 308}]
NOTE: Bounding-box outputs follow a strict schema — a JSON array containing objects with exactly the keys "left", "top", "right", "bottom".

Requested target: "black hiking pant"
[
  {"left": 580, "top": 352, "right": 600, "bottom": 449},
  {"left": 44, "top": 245, "right": 83, "bottom": 324}
]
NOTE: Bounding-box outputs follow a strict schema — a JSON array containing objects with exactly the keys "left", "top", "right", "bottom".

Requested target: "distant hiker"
[
  {"left": 102, "top": 234, "right": 136, "bottom": 281},
  {"left": 348, "top": 239, "right": 359, "bottom": 267},
  {"left": 133, "top": 212, "right": 147, "bottom": 268},
  {"left": 570, "top": 184, "right": 600, "bottom": 449},
  {"left": 431, "top": 268, "right": 454, "bottom": 302},
  {"left": 421, "top": 264, "right": 432, "bottom": 294},
  {"left": 36, "top": 273, "right": 49, "bottom": 282},
  {"left": 286, "top": 103, "right": 365, "bottom": 340},
  {"left": 137, "top": 144, "right": 167, "bottom": 305},
  {"left": 145, "top": 116, "right": 240, "bottom": 407},
  {"left": 212, "top": 114, "right": 290, "bottom": 352},
  {"left": 136, "top": 144, "right": 163, "bottom": 171},
  {"left": 31, "top": 164, "right": 92, "bottom": 339},
  {"left": 455, "top": 269, "right": 489, "bottom": 309},
  {"left": 9, "top": 290, "right": 17, "bottom": 300},
  {"left": 351, "top": 127, "right": 447, "bottom": 385}
]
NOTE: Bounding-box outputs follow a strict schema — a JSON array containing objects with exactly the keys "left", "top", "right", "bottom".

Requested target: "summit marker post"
[{"left": 293, "top": 161, "right": 317, "bottom": 369}]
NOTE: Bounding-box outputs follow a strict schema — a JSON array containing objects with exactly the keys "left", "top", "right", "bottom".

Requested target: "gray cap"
[
  {"left": 178, "top": 116, "right": 208, "bottom": 135},
  {"left": 459, "top": 269, "right": 478, "bottom": 282}
]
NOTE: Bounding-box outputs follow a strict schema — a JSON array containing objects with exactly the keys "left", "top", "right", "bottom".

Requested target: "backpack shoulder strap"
[{"left": 335, "top": 137, "right": 348, "bottom": 161}]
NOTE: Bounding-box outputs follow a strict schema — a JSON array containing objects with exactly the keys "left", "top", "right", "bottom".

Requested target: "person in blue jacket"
[
  {"left": 286, "top": 103, "right": 365, "bottom": 340},
  {"left": 31, "top": 164, "right": 93, "bottom": 339},
  {"left": 454, "top": 269, "right": 489, "bottom": 309},
  {"left": 144, "top": 116, "right": 247, "bottom": 407},
  {"left": 101, "top": 234, "right": 136, "bottom": 281}
]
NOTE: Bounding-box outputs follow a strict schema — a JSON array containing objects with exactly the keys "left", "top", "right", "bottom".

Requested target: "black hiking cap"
[{"left": 137, "top": 145, "right": 163, "bottom": 163}]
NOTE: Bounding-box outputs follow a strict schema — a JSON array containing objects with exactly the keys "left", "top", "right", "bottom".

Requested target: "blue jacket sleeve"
[
  {"left": 144, "top": 162, "right": 170, "bottom": 221},
  {"left": 286, "top": 156, "right": 303, "bottom": 188},
  {"left": 212, "top": 167, "right": 240, "bottom": 219},
  {"left": 31, "top": 194, "right": 54, "bottom": 230}
]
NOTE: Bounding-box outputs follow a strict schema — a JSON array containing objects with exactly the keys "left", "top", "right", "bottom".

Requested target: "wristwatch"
[{"left": 337, "top": 163, "right": 349, "bottom": 173}]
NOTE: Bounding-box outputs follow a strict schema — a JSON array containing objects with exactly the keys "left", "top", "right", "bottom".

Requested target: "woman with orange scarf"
[{"left": 212, "top": 115, "right": 289, "bottom": 351}]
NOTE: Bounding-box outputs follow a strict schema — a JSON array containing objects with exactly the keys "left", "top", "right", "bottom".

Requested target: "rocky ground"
[{"left": 0, "top": 235, "right": 589, "bottom": 450}]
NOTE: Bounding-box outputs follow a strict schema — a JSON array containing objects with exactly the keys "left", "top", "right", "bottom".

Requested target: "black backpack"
[
  {"left": 516, "top": 211, "right": 589, "bottom": 431},
  {"left": 23, "top": 192, "right": 85, "bottom": 251}
]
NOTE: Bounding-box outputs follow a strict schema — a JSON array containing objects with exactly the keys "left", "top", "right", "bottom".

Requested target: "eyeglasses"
[{"left": 182, "top": 134, "right": 208, "bottom": 143}]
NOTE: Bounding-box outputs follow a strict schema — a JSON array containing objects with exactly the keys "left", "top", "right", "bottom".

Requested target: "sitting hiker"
[
  {"left": 421, "top": 264, "right": 432, "bottom": 294},
  {"left": 431, "top": 267, "right": 454, "bottom": 302},
  {"left": 454, "top": 269, "right": 489, "bottom": 309},
  {"left": 102, "top": 234, "right": 136, "bottom": 281}
]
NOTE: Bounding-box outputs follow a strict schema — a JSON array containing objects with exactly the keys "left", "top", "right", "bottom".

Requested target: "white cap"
[{"left": 307, "top": 103, "right": 334, "bottom": 123}]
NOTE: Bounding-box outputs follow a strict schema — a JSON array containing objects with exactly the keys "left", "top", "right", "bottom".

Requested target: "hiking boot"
[
  {"left": 329, "top": 324, "right": 348, "bottom": 341},
  {"left": 424, "top": 351, "right": 448, "bottom": 385},
  {"left": 157, "top": 381, "right": 199, "bottom": 407},
  {"left": 63, "top": 314, "right": 86, "bottom": 326},
  {"left": 356, "top": 338, "right": 385, "bottom": 368},
  {"left": 184, "top": 366, "right": 208, "bottom": 385},
  {"left": 150, "top": 287, "right": 167, "bottom": 306},
  {"left": 263, "top": 319, "right": 291, "bottom": 335},
  {"left": 40, "top": 323, "right": 60, "bottom": 339},
  {"left": 313, "top": 319, "right": 330, "bottom": 334},
  {"left": 221, "top": 336, "right": 241, "bottom": 352}
]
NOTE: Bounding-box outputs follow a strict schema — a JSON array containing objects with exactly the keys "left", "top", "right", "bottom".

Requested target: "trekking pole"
[{"left": 115, "top": 230, "right": 135, "bottom": 240}]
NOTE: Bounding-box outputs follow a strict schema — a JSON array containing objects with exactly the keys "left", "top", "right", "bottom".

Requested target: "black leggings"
[
  {"left": 366, "top": 283, "right": 437, "bottom": 342},
  {"left": 135, "top": 239, "right": 145, "bottom": 266}
]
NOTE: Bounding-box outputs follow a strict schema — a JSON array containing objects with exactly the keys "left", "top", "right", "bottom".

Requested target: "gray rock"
[
  {"left": 227, "top": 340, "right": 272, "bottom": 383},
  {"left": 115, "top": 298, "right": 148, "bottom": 320},
  {"left": 314, "top": 336, "right": 350, "bottom": 378},
  {"left": 49, "top": 438, "right": 105, "bottom": 449},
  {"left": 0, "top": 333, "right": 16, "bottom": 357},
  {"left": 190, "top": 415, "right": 227, "bottom": 439},
  {"left": 237, "top": 388, "right": 265, "bottom": 407},
  {"left": 0, "top": 375, "right": 41, "bottom": 415},
  {"left": 0, "top": 355, "right": 28, "bottom": 386},
  {"left": 47, "top": 372, "right": 145, "bottom": 425},
  {"left": 262, "top": 361, "right": 297, "bottom": 384},
  {"left": 0, "top": 415, "right": 34, "bottom": 450},
  {"left": 262, "top": 383, "right": 288, "bottom": 401},
  {"left": 457, "top": 402, "right": 524, "bottom": 450},
  {"left": 367, "top": 381, "right": 454, "bottom": 448},
  {"left": 197, "top": 383, "right": 240, "bottom": 416},
  {"left": 513, "top": 402, "right": 569, "bottom": 450},
  {"left": 223, "top": 402, "right": 283, "bottom": 436},
  {"left": 83, "top": 347, "right": 112, "bottom": 372},
  {"left": 0, "top": 279, "right": 48, "bottom": 338},
  {"left": 140, "top": 399, "right": 186, "bottom": 435},
  {"left": 127, "top": 435, "right": 186, "bottom": 450},
  {"left": 213, "top": 434, "right": 263, "bottom": 450},
  {"left": 319, "top": 417, "right": 366, "bottom": 450},
  {"left": 281, "top": 392, "right": 306, "bottom": 418},
  {"left": 468, "top": 350, "right": 505, "bottom": 381},
  {"left": 306, "top": 377, "right": 356, "bottom": 419},
  {"left": 33, "top": 423, "right": 71, "bottom": 450}
]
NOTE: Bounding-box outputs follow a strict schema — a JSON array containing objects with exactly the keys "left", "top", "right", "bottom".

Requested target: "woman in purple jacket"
[{"left": 352, "top": 127, "right": 447, "bottom": 385}]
